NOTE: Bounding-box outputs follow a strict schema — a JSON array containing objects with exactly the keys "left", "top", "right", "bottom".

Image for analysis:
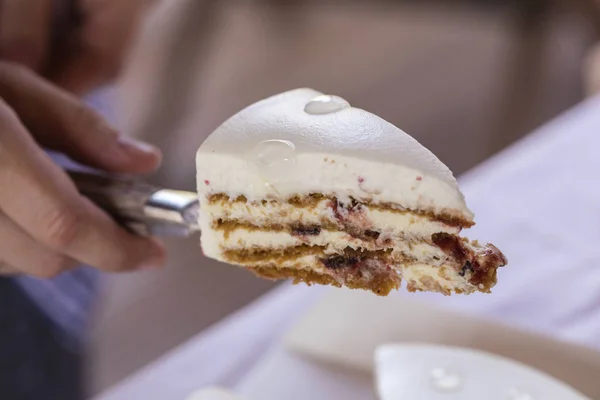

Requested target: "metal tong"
[{"left": 67, "top": 168, "right": 200, "bottom": 238}]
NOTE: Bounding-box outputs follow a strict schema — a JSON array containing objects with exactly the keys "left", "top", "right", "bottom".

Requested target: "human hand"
[
  {"left": 0, "top": 0, "right": 151, "bottom": 95},
  {"left": 0, "top": 62, "right": 165, "bottom": 277}
]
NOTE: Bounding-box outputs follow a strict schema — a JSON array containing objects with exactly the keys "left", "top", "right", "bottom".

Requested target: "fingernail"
[
  {"left": 116, "top": 136, "right": 162, "bottom": 172},
  {"left": 117, "top": 136, "right": 160, "bottom": 157}
]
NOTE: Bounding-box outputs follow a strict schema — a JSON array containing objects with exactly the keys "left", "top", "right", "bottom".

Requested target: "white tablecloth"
[{"left": 97, "top": 95, "right": 600, "bottom": 399}]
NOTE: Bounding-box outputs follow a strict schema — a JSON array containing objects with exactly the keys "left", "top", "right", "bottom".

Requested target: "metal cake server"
[{"left": 66, "top": 167, "right": 200, "bottom": 238}]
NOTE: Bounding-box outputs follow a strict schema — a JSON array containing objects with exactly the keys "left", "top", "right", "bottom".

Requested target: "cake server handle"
[{"left": 66, "top": 167, "right": 200, "bottom": 237}]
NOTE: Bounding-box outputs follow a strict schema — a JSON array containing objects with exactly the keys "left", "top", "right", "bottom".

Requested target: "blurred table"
[{"left": 95, "top": 95, "right": 600, "bottom": 399}]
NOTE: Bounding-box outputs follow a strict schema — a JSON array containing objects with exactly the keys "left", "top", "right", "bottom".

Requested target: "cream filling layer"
[
  {"left": 196, "top": 152, "right": 473, "bottom": 222},
  {"left": 203, "top": 200, "right": 460, "bottom": 239},
  {"left": 214, "top": 228, "right": 448, "bottom": 265},
  {"left": 401, "top": 263, "right": 476, "bottom": 293}
]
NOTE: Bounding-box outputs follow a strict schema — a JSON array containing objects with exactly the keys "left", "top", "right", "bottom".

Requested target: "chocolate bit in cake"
[
  {"left": 432, "top": 232, "right": 507, "bottom": 289},
  {"left": 320, "top": 255, "right": 360, "bottom": 270},
  {"left": 431, "top": 232, "right": 467, "bottom": 263},
  {"left": 291, "top": 225, "right": 321, "bottom": 236},
  {"left": 334, "top": 197, "right": 362, "bottom": 213},
  {"left": 459, "top": 261, "right": 473, "bottom": 277},
  {"left": 315, "top": 254, "right": 400, "bottom": 295},
  {"left": 469, "top": 244, "right": 507, "bottom": 286},
  {"left": 364, "top": 230, "right": 380, "bottom": 240},
  {"left": 329, "top": 198, "right": 377, "bottom": 241}
]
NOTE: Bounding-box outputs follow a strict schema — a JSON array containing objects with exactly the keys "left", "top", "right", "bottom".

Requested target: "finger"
[
  {"left": 0, "top": 0, "right": 53, "bottom": 71},
  {"left": 0, "top": 212, "right": 76, "bottom": 278},
  {"left": 0, "top": 98, "right": 166, "bottom": 272},
  {"left": 0, "top": 62, "right": 161, "bottom": 174}
]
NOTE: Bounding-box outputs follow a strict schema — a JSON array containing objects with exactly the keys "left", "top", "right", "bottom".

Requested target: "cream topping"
[
  {"left": 196, "top": 88, "right": 473, "bottom": 221},
  {"left": 202, "top": 199, "right": 460, "bottom": 238}
]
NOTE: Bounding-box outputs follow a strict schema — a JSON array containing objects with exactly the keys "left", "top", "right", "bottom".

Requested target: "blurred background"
[{"left": 88, "top": 0, "right": 600, "bottom": 395}]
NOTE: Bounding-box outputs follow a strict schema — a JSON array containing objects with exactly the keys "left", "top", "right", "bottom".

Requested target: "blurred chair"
[
  {"left": 492, "top": 0, "right": 600, "bottom": 147},
  {"left": 584, "top": 42, "right": 600, "bottom": 95},
  {"left": 121, "top": 0, "right": 600, "bottom": 165},
  {"left": 576, "top": 0, "right": 600, "bottom": 95}
]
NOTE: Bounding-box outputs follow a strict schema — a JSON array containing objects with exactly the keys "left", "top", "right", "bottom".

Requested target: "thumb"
[{"left": 0, "top": 63, "right": 161, "bottom": 174}]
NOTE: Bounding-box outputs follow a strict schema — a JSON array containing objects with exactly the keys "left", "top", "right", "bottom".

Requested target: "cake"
[{"left": 196, "top": 88, "right": 506, "bottom": 296}]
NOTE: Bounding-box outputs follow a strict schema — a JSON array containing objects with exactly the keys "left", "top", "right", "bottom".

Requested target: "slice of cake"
[{"left": 196, "top": 88, "right": 506, "bottom": 296}]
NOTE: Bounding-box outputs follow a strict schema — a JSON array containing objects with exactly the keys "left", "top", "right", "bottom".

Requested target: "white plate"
[
  {"left": 284, "top": 290, "right": 600, "bottom": 398},
  {"left": 375, "top": 344, "right": 589, "bottom": 399}
]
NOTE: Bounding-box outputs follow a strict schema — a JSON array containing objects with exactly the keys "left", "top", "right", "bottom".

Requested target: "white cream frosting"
[
  {"left": 212, "top": 229, "right": 449, "bottom": 263},
  {"left": 196, "top": 88, "right": 473, "bottom": 221},
  {"left": 203, "top": 200, "right": 460, "bottom": 238}
]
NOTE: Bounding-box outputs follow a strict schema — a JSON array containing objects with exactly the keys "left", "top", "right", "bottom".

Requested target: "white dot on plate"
[
  {"left": 429, "top": 367, "right": 463, "bottom": 393},
  {"left": 304, "top": 95, "right": 350, "bottom": 115}
]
